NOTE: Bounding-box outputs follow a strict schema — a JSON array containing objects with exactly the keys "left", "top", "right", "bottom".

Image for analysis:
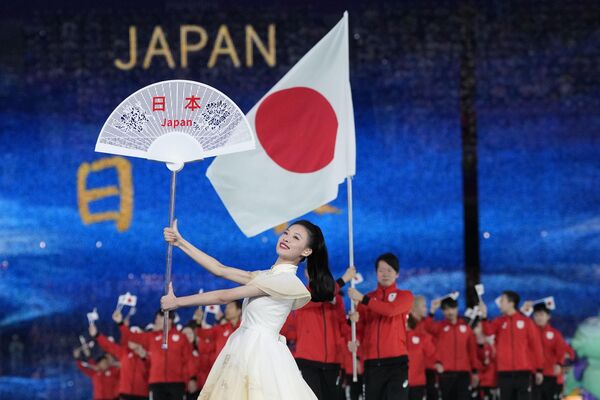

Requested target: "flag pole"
[
  {"left": 346, "top": 175, "right": 358, "bottom": 382},
  {"left": 162, "top": 168, "right": 178, "bottom": 349}
]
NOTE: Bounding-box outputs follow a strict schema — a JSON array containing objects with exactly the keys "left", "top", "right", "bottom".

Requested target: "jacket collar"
[{"left": 376, "top": 282, "right": 398, "bottom": 294}]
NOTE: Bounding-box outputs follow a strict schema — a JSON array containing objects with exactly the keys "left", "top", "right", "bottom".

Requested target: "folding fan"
[{"left": 95, "top": 80, "right": 254, "bottom": 348}]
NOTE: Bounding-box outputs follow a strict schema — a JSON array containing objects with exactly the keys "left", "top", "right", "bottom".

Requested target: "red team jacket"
[
  {"left": 76, "top": 360, "right": 120, "bottom": 400},
  {"left": 415, "top": 317, "right": 438, "bottom": 370},
  {"left": 356, "top": 283, "right": 413, "bottom": 361},
  {"left": 478, "top": 342, "right": 497, "bottom": 388},
  {"left": 407, "top": 330, "right": 436, "bottom": 386},
  {"left": 97, "top": 334, "right": 149, "bottom": 397},
  {"left": 121, "top": 325, "right": 195, "bottom": 384},
  {"left": 537, "top": 324, "right": 569, "bottom": 377},
  {"left": 483, "top": 313, "right": 544, "bottom": 372},
  {"left": 194, "top": 327, "right": 216, "bottom": 386},
  {"left": 422, "top": 319, "right": 481, "bottom": 372},
  {"left": 207, "top": 321, "right": 240, "bottom": 363},
  {"left": 283, "top": 291, "right": 348, "bottom": 364}
]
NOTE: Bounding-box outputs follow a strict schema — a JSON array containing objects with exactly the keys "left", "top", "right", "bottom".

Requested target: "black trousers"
[
  {"left": 532, "top": 376, "right": 558, "bottom": 400},
  {"left": 480, "top": 387, "right": 498, "bottom": 400},
  {"left": 297, "top": 359, "right": 341, "bottom": 400},
  {"left": 185, "top": 391, "right": 201, "bottom": 400},
  {"left": 342, "top": 371, "right": 363, "bottom": 400},
  {"left": 149, "top": 383, "right": 186, "bottom": 400},
  {"left": 426, "top": 369, "right": 440, "bottom": 400},
  {"left": 498, "top": 371, "right": 532, "bottom": 400},
  {"left": 440, "top": 371, "right": 471, "bottom": 400},
  {"left": 364, "top": 356, "right": 409, "bottom": 400},
  {"left": 409, "top": 385, "right": 426, "bottom": 400}
]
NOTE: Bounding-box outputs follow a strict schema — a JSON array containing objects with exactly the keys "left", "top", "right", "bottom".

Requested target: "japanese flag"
[
  {"left": 123, "top": 292, "right": 137, "bottom": 307},
  {"left": 534, "top": 296, "right": 556, "bottom": 310},
  {"left": 207, "top": 12, "right": 356, "bottom": 237},
  {"left": 205, "top": 305, "right": 222, "bottom": 315}
]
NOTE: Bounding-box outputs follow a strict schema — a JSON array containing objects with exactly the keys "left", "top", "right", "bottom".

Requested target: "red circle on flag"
[{"left": 255, "top": 87, "right": 338, "bottom": 173}]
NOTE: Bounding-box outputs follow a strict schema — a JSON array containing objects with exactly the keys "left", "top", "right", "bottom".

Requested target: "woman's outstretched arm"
[
  {"left": 164, "top": 219, "right": 254, "bottom": 285},
  {"left": 161, "top": 283, "right": 265, "bottom": 311}
]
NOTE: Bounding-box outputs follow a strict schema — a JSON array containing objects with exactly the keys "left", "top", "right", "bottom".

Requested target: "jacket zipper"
[
  {"left": 453, "top": 324, "right": 457, "bottom": 371},
  {"left": 322, "top": 304, "right": 328, "bottom": 362},
  {"left": 510, "top": 316, "right": 515, "bottom": 370},
  {"left": 377, "top": 289, "right": 385, "bottom": 360}
]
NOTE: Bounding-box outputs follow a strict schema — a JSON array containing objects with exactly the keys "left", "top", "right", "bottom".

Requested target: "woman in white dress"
[{"left": 161, "top": 219, "right": 336, "bottom": 400}]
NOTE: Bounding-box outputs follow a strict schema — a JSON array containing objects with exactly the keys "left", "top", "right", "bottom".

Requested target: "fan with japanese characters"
[
  {"left": 96, "top": 79, "right": 254, "bottom": 171},
  {"left": 95, "top": 80, "right": 253, "bottom": 349}
]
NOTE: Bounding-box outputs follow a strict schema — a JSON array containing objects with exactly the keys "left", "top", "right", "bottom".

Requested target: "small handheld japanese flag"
[
  {"left": 123, "top": 292, "right": 138, "bottom": 307},
  {"left": 207, "top": 12, "right": 356, "bottom": 236},
  {"left": 542, "top": 296, "right": 556, "bottom": 310},
  {"left": 117, "top": 295, "right": 126, "bottom": 311},
  {"left": 205, "top": 305, "right": 222, "bottom": 315},
  {"left": 352, "top": 273, "right": 364, "bottom": 285},
  {"left": 475, "top": 284, "right": 485, "bottom": 297},
  {"left": 87, "top": 308, "right": 99, "bottom": 325},
  {"left": 534, "top": 296, "right": 556, "bottom": 310}
]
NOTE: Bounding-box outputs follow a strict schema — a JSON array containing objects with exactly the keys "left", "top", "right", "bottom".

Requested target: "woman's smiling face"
[{"left": 275, "top": 224, "right": 312, "bottom": 261}]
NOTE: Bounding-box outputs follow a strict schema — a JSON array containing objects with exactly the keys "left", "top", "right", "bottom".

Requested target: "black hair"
[
  {"left": 502, "top": 290, "right": 520, "bottom": 308},
  {"left": 290, "top": 220, "right": 335, "bottom": 302},
  {"left": 155, "top": 309, "right": 176, "bottom": 321},
  {"left": 407, "top": 313, "right": 418, "bottom": 330},
  {"left": 184, "top": 320, "right": 198, "bottom": 330},
  {"left": 375, "top": 253, "right": 399, "bottom": 273},
  {"left": 533, "top": 303, "right": 550, "bottom": 314},
  {"left": 441, "top": 297, "right": 458, "bottom": 309},
  {"left": 95, "top": 354, "right": 108, "bottom": 364},
  {"left": 231, "top": 300, "right": 244, "bottom": 310}
]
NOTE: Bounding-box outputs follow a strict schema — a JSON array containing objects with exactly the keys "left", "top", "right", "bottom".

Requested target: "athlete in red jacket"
[
  {"left": 120, "top": 310, "right": 196, "bottom": 400},
  {"left": 283, "top": 266, "right": 355, "bottom": 400},
  {"left": 205, "top": 301, "right": 242, "bottom": 364},
  {"left": 89, "top": 321, "right": 150, "bottom": 399},
  {"left": 480, "top": 291, "right": 544, "bottom": 400},
  {"left": 74, "top": 351, "right": 120, "bottom": 400},
  {"left": 348, "top": 253, "right": 414, "bottom": 400},
  {"left": 473, "top": 319, "right": 498, "bottom": 400},
  {"left": 425, "top": 297, "right": 481, "bottom": 400},
  {"left": 407, "top": 314, "right": 437, "bottom": 400},
  {"left": 412, "top": 295, "right": 440, "bottom": 400},
  {"left": 530, "top": 302, "right": 569, "bottom": 400}
]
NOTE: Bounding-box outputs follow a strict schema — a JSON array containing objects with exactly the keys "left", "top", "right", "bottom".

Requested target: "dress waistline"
[{"left": 239, "top": 324, "right": 287, "bottom": 344}]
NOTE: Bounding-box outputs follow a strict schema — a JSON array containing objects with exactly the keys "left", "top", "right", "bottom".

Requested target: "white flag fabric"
[{"left": 207, "top": 12, "right": 356, "bottom": 237}]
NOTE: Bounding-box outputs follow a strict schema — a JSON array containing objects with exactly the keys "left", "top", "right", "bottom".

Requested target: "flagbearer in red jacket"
[
  {"left": 425, "top": 296, "right": 481, "bottom": 400},
  {"left": 282, "top": 266, "right": 355, "bottom": 400},
  {"left": 348, "top": 253, "right": 414, "bottom": 400},
  {"left": 527, "top": 301, "right": 569, "bottom": 400},
  {"left": 89, "top": 314, "right": 150, "bottom": 400},
  {"left": 479, "top": 291, "right": 545, "bottom": 400},
  {"left": 120, "top": 309, "right": 196, "bottom": 400}
]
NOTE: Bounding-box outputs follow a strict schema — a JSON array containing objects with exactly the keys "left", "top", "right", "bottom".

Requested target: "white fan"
[
  {"left": 95, "top": 80, "right": 254, "bottom": 349},
  {"left": 96, "top": 79, "right": 254, "bottom": 171}
]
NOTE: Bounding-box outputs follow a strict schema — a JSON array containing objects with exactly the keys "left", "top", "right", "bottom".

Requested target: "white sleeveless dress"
[{"left": 198, "top": 263, "right": 317, "bottom": 400}]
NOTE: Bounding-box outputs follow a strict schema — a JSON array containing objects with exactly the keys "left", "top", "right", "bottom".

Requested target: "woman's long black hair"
[{"left": 290, "top": 220, "right": 335, "bottom": 302}]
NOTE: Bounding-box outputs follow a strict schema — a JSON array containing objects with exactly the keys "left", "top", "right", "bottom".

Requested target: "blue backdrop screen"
[{"left": 0, "top": 1, "right": 598, "bottom": 398}]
